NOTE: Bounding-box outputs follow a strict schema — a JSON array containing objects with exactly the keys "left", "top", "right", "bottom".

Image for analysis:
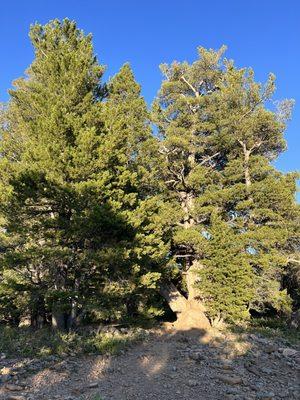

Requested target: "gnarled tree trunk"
[{"left": 159, "top": 281, "right": 210, "bottom": 330}]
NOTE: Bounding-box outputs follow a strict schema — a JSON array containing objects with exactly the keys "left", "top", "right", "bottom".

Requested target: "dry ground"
[{"left": 0, "top": 325, "right": 299, "bottom": 400}]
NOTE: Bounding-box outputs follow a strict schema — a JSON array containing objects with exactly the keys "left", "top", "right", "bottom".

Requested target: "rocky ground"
[{"left": 0, "top": 326, "right": 299, "bottom": 400}]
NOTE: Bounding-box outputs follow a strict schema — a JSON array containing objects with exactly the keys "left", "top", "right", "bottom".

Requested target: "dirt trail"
[{"left": 0, "top": 327, "right": 299, "bottom": 400}]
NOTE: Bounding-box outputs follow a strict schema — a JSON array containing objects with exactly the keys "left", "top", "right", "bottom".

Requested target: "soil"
[{"left": 0, "top": 325, "right": 299, "bottom": 400}]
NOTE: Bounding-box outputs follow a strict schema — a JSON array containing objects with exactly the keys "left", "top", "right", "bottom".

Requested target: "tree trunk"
[
  {"left": 66, "top": 278, "right": 80, "bottom": 331},
  {"left": 51, "top": 269, "right": 68, "bottom": 330},
  {"left": 159, "top": 283, "right": 189, "bottom": 314},
  {"left": 159, "top": 283, "right": 210, "bottom": 330},
  {"left": 30, "top": 293, "right": 46, "bottom": 329},
  {"left": 172, "top": 186, "right": 211, "bottom": 330},
  {"left": 52, "top": 309, "right": 66, "bottom": 330},
  {"left": 244, "top": 148, "right": 251, "bottom": 189}
]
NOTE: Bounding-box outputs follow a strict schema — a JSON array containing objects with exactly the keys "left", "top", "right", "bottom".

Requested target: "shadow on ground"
[{"left": 2, "top": 325, "right": 298, "bottom": 400}]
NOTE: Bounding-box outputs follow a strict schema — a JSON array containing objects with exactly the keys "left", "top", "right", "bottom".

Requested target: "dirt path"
[{"left": 0, "top": 327, "right": 299, "bottom": 400}]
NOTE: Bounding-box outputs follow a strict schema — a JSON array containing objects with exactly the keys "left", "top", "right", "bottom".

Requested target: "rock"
[
  {"left": 221, "top": 362, "right": 234, "bottom": 371},
  {"left": 6, "top": 396, "right": 26, "bottom": 400},
  {"left": 256, "top": 392, "right": 275, "bottom": 399},
  {"left": 245, "top": 364, "right": 261, "bottom": 376},
  {"left": 189, "top": 352, "right": 203, "bottom": 362},
  {"left": 71, "top": 387, "right": 85, "bottom": 395},
  {"left": 88, "top": 382, "right": 99, "bottom": 388},
  {"left": 260, "top": 367, "right": 274, "bottom": 375},
  {"left": 5, "top": 384, "right": 24, "bottom": 391},
  {"left": 281, "top": 348, "right": 298, "bottom": 357},
  {"left": 0, "top": 353, "right": 6, "bottom": 360},
  {"left": 0, "top": 373, "right": 11, "bottom": 383},
  {"left": 187, "top": 379, "right": 198, "bottom": 387},
  {"left": 217, "top": 375, "right": 243, "bottom": 385},
  {"left": 264, "top": 345, "right": 277, "bottom": 354},
  {"left": 225, "top": 387, "right": 240, "bottom": 395}
]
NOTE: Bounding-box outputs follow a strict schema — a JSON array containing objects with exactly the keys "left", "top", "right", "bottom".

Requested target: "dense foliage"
[{"left": 0, "top": 19, "right": 299, "bottom": 329}]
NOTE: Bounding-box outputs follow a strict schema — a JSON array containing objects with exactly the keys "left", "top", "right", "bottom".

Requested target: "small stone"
[
  {"left": 281, "top": 348, "right": 298, "bottom": 357},
  {"left": 256, "top": 392, "right": 275, "bottom": 400},
  {"left": 189, "top": 352, "right": 203, "bottom": 362},
  {"left": 6, "top": 396, "right": 26, "bottom": 400},
  {"left": 88, "top": 382, "right": 99, "bottom": 388},
  {"left": 217, "top": 375, "right": 243, "bottom": 385},
  {"left": 187, "top": 379, "right": 198, "bottom": 387},
  {"left": 5, "top": 384, "right": 24, "bottom": 391},
  {"left": 221, "top": 363, "right": 234, "bottom": 371},
  {"left": 0, "top": 373, "right": 11, "bottom": 383},
  {"left": 264, "top": 345, "right": 277, "bottom": 354},
  {"left": 225, "top": 387, "right": 239, "bottom": 395}
]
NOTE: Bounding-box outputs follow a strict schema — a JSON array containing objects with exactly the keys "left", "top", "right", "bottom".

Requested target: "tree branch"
[
  {"left": 180, "top": 75, "right": 202, "bottom": 98},
  {"left": 199, "top": 152, "right": 220, "bottom": 166}
]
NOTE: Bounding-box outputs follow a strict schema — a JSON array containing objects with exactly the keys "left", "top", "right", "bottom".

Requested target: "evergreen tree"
[
  {"left": 152, "top": 47, "right": 227, "bottom": 329},
  {"left": 82, "top": 63, "right": 169, "bottom": 321},
  {"left": 0, "top": 19, "right": 107, "bottom": 328},
  {"left": 0, "top": 20, "right": 168, "bottom": 328},
  {"left": 153, "top": 46, "right": 298, "bottom": 324},
  {"left": 203, "top": 58, "right": 299, "bottom": 318},
  {"left": 0, "top": 20, "right": 298, "bottom": 330}
]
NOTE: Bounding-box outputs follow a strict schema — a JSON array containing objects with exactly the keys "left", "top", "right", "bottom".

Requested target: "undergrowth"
[
  {"left": 0, "top": 325, "right": 145, "bottom": 358},
  {"left": 230, "top": 317, "right": 300, "bottom": 346}
]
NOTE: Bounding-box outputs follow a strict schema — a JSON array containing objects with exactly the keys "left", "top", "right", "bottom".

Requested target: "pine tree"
[
  {"left": 0, "top": 19, "right": 114, "bottom": 328},
  {"left": 1, "top": 21, "right": 298, "bottom": 330},
  {"left": 153, "top": 46, "right": 298, "bottom": 324},
  {"left": 0, "top": 21, "right": 168, "bottom": 328},
  {"left": 208, "top": 63, "right": 299, "bottom": 317},
  {"left": 152, "top": 47, "right": 227, "bottom": 329},
  {"left": 96, "top": 64, "right": 170, "bottom": 321}
]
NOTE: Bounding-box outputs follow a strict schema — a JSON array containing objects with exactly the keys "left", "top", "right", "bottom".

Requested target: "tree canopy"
[{"left": 0, "top": 19, "right": 299, "bottom": 330}]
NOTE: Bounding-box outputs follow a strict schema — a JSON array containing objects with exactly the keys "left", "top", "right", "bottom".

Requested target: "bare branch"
[
  {"left": 199, "top": 152, "right": 220, "bottom": 166},
  {"left": 180, "top": 75, "right": 202, "bottom": 98},
  {"left": 175, "top": 254, "right": 194, "bottom": 258},
  {"left": 287, "top": 258, "right": 300, "bottom": 264}
]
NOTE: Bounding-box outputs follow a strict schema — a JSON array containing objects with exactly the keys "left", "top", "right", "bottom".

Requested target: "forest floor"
[{"left": 0, "top": 323, "right": 299, "bottom": 400}]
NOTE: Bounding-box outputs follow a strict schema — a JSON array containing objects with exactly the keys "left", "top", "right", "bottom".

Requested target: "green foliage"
[
  {"left": 0, "top": 19, "right": 166, "bottom": 327},
  {"left": 199, "top": 215, "right": 255, "bottom": 322},
  {"left": 0, "top": 19, "right": 298, "bottom": 330},
  {"left": 153, "top": 44, "right": 298, "bottom": 322},
  {"left": 0, "top": 325, "right": 144, "bottom": 357},
  {"left": 230, "top": 317, "right": 300, "bottom": 346}
]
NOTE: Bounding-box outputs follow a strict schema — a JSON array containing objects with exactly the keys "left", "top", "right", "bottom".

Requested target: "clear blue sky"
[{"left": 1, "top": 0, "right": 299, "bottom": 178}]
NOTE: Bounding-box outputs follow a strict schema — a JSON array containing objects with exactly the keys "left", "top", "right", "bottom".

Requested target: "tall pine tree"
[{"left": 153, "top": 46, "right": 298, "bottom": 325}]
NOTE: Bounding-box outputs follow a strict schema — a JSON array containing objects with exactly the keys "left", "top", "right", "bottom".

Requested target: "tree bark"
[
  {"left": 244, "top": 148, "right": 251, "bottom": 189},
  {"left": 51, "top": 267, "right": 68, "bottom": 330},
  {"left": 30, "top": 293, "right": 46, "bottom": 329},
  {"left": 172, "top": 183, "right": 211, "bottom": 330},
  {"left": 159, "top": 283, "right": 210, "bottom": 330},
  {"left": 52, "top": 309, "right": 66, "bottom": 330},
  {"left": 159, "top": 283, "right": 188, "bottom": 314}
]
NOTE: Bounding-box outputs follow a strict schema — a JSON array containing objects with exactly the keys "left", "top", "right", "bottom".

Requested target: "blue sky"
[{"left": 1, "top": 0, "right": 299, "bottom": 178}]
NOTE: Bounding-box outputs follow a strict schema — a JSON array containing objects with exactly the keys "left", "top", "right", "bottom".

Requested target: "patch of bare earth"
[{"left": 0, "top": 326, "right": 299, "bottom": 400}]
